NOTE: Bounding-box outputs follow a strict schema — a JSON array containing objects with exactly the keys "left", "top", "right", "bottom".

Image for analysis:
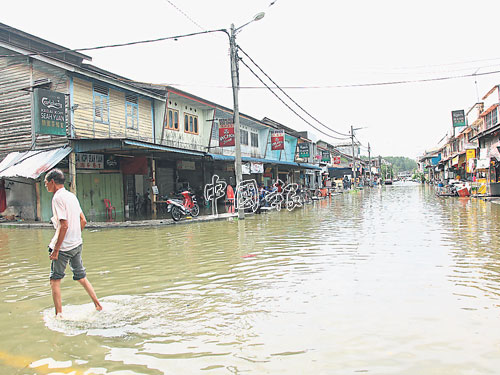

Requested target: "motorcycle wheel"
[
  {"left": 191, "top": 203, "right": 200, "bottom": 217},
  {"left": 171, "top": 206, "right": 182, "bottom": 221}
]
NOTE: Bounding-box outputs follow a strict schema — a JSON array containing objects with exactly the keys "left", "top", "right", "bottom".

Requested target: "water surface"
[{"left": 1, "top": 183, "right": 500, "bottom": 374}]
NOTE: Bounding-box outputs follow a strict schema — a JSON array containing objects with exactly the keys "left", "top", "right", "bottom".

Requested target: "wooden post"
[
  {"left": 35, "top": 182, "right": 41, "bottom": 221},
  {"left": 151, "top": 158, "right": 157, "bottom": 216},
  {"left": 69, "top": 151, "right": 77, "bottom": 194}
]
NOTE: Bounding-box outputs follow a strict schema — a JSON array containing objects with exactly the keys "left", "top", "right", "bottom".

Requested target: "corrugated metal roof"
[
  {"left": 206, "top": 153, "right": 299, "bottom": 167},
  {"left": 123, "top": 140, "right": 205, "bottom": 156},
  {"left": 0, "top": 147, "right": 72, "bottom": 179},
  {"left": 298, "top": 163, "right": 322, "bottom": 170}
]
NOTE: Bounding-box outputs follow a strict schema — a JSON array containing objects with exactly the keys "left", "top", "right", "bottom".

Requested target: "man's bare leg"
[
  {"left": 50, "top": 279, "right": 63, "bottom": 316},
  {"left": 77, "top": 277, "right": 102, "bottom": 311}
]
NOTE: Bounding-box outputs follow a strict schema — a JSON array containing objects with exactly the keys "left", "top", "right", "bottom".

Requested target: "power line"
[
  {"left": 2, "top": 27, "right": 499, "bottom": 89},
  {"left": 238, "top": 56, "right": 351, "bottom": 141},
  {"left": 236, "top": 68, "right": 500, "bottom": 89},
  {"left": 238, "top": 46, "right": 350, "bottom": 137},
  {"left": 0, "top": 29, "right": 225, "bottom": 58},
  {"left": 164, "top": 0, "right": 207, "bottom": 31},
  {"left": 388, "top": 56, "right": 500, "bottom": 70}
]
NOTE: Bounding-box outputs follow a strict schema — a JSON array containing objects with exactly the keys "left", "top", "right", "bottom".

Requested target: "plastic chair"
[{"left": 104, "top": 199, "right": 116, "bottom": 220}]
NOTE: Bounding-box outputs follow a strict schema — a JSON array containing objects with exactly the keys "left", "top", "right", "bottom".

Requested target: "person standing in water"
[{"left": 44, "top": 168, "right": 102, "bottom": 317}]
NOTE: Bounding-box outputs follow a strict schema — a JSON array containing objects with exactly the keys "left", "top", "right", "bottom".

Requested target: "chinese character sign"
[
  {"left": 75, "top": 153, "right": 104, "bottom": 169},
  {"left": 219, "top": 119, "right": 235, "bottom": 147},
  {"left": 321, "top": 150, "right": 331, "bottom": 162},
  {"left": 236, "top": 179, "right": 259, "bottom": 213},
  {"left": 283, "top": 183, "right": 302, "bottom": 211},
  {"left": 264, "top": 179, "right": 285, "bottom": 211},
  {"left": 204, "top": 174, "right": 228, "bottom": 215},
  {"left": 451, "top": 110, "right": 466, "bottom": 128},
  {"left": 298, "top": 143, "right": 310, "bottom": 158},
  {"left": 333, "top": 156, "right": 341, "bottom": 165},
  {"left": 271, "top": 130, "right": 285, "bottom": 150},
  {"left": 34, "top": 88, "right": 66, "bottom": 136}
]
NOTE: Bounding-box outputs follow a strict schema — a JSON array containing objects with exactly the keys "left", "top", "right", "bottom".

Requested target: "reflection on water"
[{"left": 2, "top": 182, "right": 500, "bottom": 374}]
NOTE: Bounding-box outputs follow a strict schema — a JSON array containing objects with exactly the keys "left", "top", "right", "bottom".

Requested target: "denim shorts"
[{"left": 49, "top": 244, "right": 86, "bottom": 280}]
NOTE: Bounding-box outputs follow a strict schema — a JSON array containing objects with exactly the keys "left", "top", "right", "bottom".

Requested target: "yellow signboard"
[{"left": 466, "top": 149, "right": 476, "bottom": 160}]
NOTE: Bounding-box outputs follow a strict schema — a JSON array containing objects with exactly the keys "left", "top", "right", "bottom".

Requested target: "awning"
[
  {"left": 0, "top": 147, "right": 72, "bottom": 179},
  {"left": 206, "top": 153, "right": 299, "bottom": 167},
  {"left": 123, "top": 140, "right": 205, "bottom": 157},
  {"left": 469, "top": 123, "right": 500, "bottom": 142},
  {"left": 480, "top": 104, "right": 499, "bottom": 117},
  {"left": 298, "top": 163, "right": 322, "bottom": 170}
]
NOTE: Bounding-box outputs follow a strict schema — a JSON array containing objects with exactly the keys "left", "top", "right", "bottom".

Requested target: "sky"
[{"left": 3, "top": 0, "right": 500, "bottom": 159}]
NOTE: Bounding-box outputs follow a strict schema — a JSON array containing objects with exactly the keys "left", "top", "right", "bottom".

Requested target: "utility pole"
[
  {"left": 368, "top": 142, "right": 372, "bottom": 186},
  {"left": 230, "top": 23, "right": 244, "bottom": 220},
  {"left": 228, "top": 13, "right": 265, "bottom": 219},
  {"left": 351, "top": 125, "right": 356, "bottom": 183},
  {"left": 379, "top": 155, "right": 382, "bottom": 181}
]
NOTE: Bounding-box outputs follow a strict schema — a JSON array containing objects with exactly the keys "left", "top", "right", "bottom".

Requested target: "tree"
[{"left": 382, "top": 156, "right": 417, "bottom": 174}]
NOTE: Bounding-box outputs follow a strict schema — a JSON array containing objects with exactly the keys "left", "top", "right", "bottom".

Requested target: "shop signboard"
[
  {"left": 451, "top": 110, "right": 466, "bottom": 127},
  {"left": 177, "top": 160, "right": 196, "bottom": 170},
  {"left": 250, "top": 162, "right": 264, "bottom": 173},
  {"left": 104, "top": 155, "right": 120, "bottom": 170},
  {"left": 321, "top": 150, "right": 331, "bottom": 162},
  {"left": 333, "top": 156, "right": 341, "bottom": 164},
  {"left": 466, "top": 149, "right": 476, "bottom": 160},
  {"left": 218, "top": 119, "right": 235, "bottom": 147},
  {"left": 452, "top": 155, "right": 459, "bottom": 166},
  {"left": 76, "top": 153, "right": 104, "bottom": 169},
  {"left": 477, "top": 158, "right": 489, "bottom": 169},
  {"left": 242, "top": 163, "right": 251, "bottom": 175},
  {"left": 34, "top": 88, "right": 66, "bottom": 136},
  {"left": 271, "top": 130, "right": 285, "bottom": 150},
  {"left": 467, "top": 158, "right": 476, "bottom": 174},
  {"left": 298, "top": 143, "right": 310, "bottom": 158}
]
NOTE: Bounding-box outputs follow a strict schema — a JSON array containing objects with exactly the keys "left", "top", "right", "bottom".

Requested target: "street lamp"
[
  {"left": 350, "top": 126, "right": 363, "bottom": 185},
  {"left": 229, "top": 12, "right": 265, "bottom": 219}
]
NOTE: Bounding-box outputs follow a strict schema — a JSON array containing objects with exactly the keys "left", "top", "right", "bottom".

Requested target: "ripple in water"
[{"left": 43, "top": 294, "right": 176, "bottom": 337}]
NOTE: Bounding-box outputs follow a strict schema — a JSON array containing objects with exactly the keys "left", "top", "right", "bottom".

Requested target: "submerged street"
[{"left": 1, "top": 182, "right": 500, "bottom": 374}]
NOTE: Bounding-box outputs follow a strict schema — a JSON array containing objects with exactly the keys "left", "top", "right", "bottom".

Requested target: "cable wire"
[
  {"left": 238, "top": 46, "right": 350, "bottom": 137},
  {"left": 164, "top": 0, "right": 206, "bottom": 31},
  {"left": 238, "top": 56, "right": 351, "bottom": 141},
  {"left": 237, "top": 68, "right": 500, "bottom": 89},
  {"left": 0, "top": 29, "right": 226, "bottom": 58}
]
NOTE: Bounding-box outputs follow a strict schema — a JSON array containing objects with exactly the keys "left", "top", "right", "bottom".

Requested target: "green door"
[
  {"left": 77, "top": 173, "right": 123, "bottom": 221},
  {"left": 39, "top": 172, "right": 123, "bottom": 222}
]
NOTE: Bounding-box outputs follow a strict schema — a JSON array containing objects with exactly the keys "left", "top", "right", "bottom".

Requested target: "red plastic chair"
[{"left": 104, "top": 199, "right": 116, "bottom": 220}]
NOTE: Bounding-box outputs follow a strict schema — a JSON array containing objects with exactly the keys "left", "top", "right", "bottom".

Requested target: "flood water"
[{"left": 1, "top": 182, "right": 500, "bottom": 374}]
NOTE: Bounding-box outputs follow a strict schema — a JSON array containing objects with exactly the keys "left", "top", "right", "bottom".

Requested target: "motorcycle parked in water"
[{"left": 166, "top": 190, "right": 200, "bottom": 221}]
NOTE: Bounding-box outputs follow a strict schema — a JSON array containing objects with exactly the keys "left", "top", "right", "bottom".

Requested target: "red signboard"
[
  {"left": 219, "top": 119, "right": 235, "bottom": 147},
  {"left": 271, "top": 130, "right": 285, "bottom": 150},
  {"left": 333, "top": 156, "right": 341, "bottom": 164}
]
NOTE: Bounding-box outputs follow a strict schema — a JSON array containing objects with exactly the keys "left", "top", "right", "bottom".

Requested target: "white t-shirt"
[{"left": 49, "top": 188, "right": 83, "bottom": 251}]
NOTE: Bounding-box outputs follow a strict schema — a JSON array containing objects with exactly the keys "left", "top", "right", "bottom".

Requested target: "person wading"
[{"left": 44, "top": 168, "right": 102, "bottom": 317}]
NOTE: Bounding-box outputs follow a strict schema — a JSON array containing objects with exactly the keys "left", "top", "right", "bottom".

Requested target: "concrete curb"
[{"left": 0, "top": 213, "right": 239, "bottom": 229}]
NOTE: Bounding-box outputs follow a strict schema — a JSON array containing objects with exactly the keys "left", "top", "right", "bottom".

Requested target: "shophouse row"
[
  {"left": 0, "top": 23, "right": 375, "bottom": 221},
  {"left": 418, "top": 86, "right": 500, "bottom": 196}
]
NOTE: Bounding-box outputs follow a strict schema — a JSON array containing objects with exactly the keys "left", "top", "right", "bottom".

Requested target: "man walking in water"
[{"left": 44, "top": 168, "right": 102, "bottom": 317}]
